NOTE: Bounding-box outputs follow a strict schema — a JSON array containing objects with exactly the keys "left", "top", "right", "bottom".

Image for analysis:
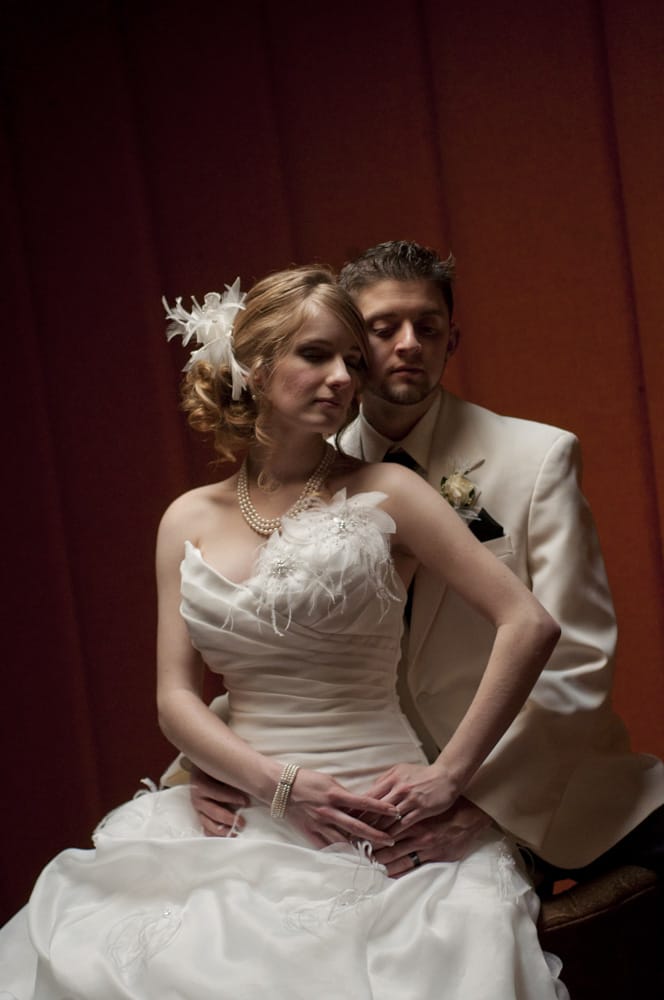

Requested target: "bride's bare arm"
[
  {"left": 361, "top": 464, "right": 560, "bottom": 825},
  {"left": 155, "top": 497, "right": 399, "bottom": 847}
]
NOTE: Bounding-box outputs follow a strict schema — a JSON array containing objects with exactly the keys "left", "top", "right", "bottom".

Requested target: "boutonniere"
[{"left": 440, "top": 459, "right": 484, "bottom": 520}]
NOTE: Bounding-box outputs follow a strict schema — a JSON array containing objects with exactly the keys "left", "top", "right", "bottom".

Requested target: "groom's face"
[{"left": 353, "top": 279, "right": 458, "bottom": 406}]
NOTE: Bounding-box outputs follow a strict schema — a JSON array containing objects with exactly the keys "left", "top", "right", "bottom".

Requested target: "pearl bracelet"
[{"left": 270, "top": 763, "right": 300, "bottom": 819}]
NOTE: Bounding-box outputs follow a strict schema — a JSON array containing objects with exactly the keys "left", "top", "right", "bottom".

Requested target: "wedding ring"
[{"left": 408, "top": 850, "right": 422, "bottom": 869}]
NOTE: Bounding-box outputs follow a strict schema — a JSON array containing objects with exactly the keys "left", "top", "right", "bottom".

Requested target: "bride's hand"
[
  {"left": 364, "top": 763, "right": 461, "bottom": 832},
  {"left": 285, "top": 768, "right": 401, "bottom": 849}
]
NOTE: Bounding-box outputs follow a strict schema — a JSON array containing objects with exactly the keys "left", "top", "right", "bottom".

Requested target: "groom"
[{"left": 175, "top": 240, "right": 664, "bottom": 882}]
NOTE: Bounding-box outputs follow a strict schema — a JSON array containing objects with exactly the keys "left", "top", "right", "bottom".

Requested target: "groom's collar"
[{"left": 358, "top": 390, "right": 442, "bottom": 468}]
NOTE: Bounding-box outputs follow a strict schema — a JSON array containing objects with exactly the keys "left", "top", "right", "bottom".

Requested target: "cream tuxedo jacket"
[{"left": 340, "top": 389, "right": 664, "bottom": 866}]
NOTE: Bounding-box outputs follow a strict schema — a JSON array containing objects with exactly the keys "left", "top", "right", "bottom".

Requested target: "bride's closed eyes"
[{"left": 295, "top": 342, "right": 364, "bottom": 373}]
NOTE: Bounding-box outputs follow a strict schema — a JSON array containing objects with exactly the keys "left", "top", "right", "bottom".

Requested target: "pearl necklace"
[{"left": 237, "top": 445, "right": 335, "bottom": 537}]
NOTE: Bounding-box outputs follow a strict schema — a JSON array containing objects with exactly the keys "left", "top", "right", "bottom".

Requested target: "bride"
[{"left": 0, "top": 266, "right": 567, "bottom": 998}]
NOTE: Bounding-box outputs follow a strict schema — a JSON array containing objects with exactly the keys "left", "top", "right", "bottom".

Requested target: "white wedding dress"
[{"left": 0, "top": 491, "right": 568, "bottom": 999}]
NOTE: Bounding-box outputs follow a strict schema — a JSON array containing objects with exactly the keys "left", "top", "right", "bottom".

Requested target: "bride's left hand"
[{"left": 364, "top": 762, "right": 461, "bottom": 832}]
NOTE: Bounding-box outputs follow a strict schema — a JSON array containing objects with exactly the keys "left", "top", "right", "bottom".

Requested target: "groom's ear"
[{"left": 447, "top": 323, "right": 460, "bottom": 358}]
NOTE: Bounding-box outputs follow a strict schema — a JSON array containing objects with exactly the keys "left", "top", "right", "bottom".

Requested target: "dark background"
[{"left": 2, "top": 0, "right": 663, "bottom": 921}]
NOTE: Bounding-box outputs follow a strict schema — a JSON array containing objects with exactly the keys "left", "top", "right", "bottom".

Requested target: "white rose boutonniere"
[{"left": 440, "top": 459, "right": 484, "bottom": 520}]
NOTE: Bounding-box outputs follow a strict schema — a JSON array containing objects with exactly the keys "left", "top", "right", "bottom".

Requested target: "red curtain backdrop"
[{"left": 2, "top": 0, "right": 663, "bottom": 919}]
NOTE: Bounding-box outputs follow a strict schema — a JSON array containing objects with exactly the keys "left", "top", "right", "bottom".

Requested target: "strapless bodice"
[{"left": 179, "top": 491, "right": 419, "bottom": 764}]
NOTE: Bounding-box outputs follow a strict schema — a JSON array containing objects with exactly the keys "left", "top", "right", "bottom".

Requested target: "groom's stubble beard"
[{"left": 365, "top": 378, "right": 440, "bottom": 408}]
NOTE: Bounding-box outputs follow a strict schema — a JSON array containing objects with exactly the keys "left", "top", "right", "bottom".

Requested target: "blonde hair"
[{"left": 180, "top": 265, "right": 369, "bottom": 462}]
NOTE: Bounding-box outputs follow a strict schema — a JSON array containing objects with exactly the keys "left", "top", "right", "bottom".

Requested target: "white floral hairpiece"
[{"left": 163, "top": 278, "right": 249, "bottom": 400}]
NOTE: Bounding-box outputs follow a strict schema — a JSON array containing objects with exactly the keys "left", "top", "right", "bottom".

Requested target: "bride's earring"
[{"left": 249, "top": 362, "right": 264, "bottom": 404}]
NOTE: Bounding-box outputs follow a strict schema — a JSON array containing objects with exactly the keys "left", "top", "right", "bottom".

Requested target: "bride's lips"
[{"left": 314, "top": 397, "right": 344, "bottom": 409}]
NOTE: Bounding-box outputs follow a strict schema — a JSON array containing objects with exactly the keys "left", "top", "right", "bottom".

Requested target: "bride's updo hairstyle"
[{"left": 181, "top": 266, "right": 369, "bottom": 462}]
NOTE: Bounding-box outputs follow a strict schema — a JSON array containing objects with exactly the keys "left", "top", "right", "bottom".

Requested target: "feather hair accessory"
[{"left": 163, "top": 278, "right": 249, "bottom": 400}]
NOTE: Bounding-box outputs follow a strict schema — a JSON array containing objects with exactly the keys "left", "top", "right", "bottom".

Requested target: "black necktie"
[{"left": 382, "top": 447, "right": 420, "bottom": 473}]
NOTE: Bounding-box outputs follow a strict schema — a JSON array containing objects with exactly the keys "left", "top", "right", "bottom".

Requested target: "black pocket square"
[{"left": 468, "top": 508, "right": 504, "bottom": 543}]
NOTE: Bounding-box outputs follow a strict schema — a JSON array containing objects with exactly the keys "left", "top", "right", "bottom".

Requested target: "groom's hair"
[{"left": 338, "top": 240, "right": 456, "bottom": 319}]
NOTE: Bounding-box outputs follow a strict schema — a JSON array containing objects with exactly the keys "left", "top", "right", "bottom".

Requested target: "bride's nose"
[{"left": 326, "top": 356, "right": 352, "bottom": 386}]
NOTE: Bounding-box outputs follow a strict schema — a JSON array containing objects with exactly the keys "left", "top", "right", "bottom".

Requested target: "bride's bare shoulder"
[
  {"left": 328, "top": 451, "right": 414, "bottom": 496},
  {"left": 159, "top": 476, "right": 238, "bottom": 535}
]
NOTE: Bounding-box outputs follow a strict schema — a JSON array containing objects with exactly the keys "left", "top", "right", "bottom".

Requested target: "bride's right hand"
[
  {"left": 189, "top": 765, "right": 250, "bottom": 837},
  {"left": 286, "top": 769, "right": 400, "bottom": 849}
]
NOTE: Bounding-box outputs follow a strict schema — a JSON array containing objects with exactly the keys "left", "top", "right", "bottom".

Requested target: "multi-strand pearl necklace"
[{"left": 237, "top": 445, "right": 335, "bottom": 537}]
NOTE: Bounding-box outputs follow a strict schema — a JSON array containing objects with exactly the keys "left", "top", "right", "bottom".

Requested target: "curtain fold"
[{"left": 1, "top": 0, "right": 662, "bottom": 919}]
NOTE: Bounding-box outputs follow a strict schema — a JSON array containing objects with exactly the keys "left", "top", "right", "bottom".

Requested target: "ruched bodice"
[{"left": 179, "top": 491, "right": 423, "bottom": 777}]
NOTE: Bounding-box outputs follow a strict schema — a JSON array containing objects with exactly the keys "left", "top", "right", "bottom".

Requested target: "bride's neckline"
[
  {"left": 184, "top": 541, "right": 254, "bottom": 590},
  {"left": 184, "top": 502, "right": 408, "bottom": 601},
  {"left": 237, "top": 444, "right": 335, "bottom": 537},
  {"left": 185, "top": 487, "right": 386, "bottom": 589}
]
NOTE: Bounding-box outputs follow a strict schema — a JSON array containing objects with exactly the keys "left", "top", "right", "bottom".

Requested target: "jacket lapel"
[
  {"left": 342, "top": 395, "right": 486, "bottom": 668},
  {"left": 408, "top": 391, "right": 484, "bottom": 665}
]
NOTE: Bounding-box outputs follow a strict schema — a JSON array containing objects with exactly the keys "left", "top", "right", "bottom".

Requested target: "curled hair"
[
  {"left": 180, "top": 266, "right": 369, "bottom": 462},
  {"left": 339, "top": 240, "right": 456, "bottom": 319}
]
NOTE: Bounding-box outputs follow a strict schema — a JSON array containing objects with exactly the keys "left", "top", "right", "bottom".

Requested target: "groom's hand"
[
  {"left": 190, "top": 765, "right": 251, "bottom": 837},
  {"left": 371, "top": 796, "right": 492, "bottom": 877}
]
